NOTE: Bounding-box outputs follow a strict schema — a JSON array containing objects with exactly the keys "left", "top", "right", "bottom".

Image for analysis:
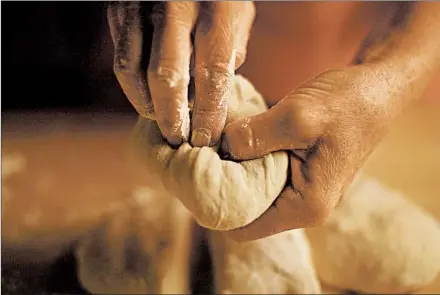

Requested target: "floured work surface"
[{"left": 2, "top": 104, "right": 440, "bottom": 294}]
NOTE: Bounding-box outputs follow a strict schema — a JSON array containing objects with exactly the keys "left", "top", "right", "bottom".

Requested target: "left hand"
[{"left": 222, "top": 65, "right": 400, "bottom": 241}]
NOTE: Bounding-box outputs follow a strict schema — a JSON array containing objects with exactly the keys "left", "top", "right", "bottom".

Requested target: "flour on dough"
[{"left": 131, "top": 75, "right": 289, "bottom": 231}]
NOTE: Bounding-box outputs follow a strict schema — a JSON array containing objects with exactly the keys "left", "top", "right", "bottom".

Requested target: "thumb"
[{"left": 221, "top": 97, "right": 327, "bottom": 161}]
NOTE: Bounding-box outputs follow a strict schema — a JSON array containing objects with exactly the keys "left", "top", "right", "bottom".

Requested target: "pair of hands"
[{"left": 108, "top": 2, "right": 401, "bottom": 241}]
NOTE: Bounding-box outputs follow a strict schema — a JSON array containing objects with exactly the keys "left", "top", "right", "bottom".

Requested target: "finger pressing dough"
[
  {"left": 306, "top": 173, "right": 440, "bottom": 293},
  {"left": 131, "top": 75, "right": 289, "bottom": 231},
  {"left": 75, "top": 187, "right": 194, "bottom": 294},
  {"left": 209, "top": 229, "right": 321, "bottom": 294}
]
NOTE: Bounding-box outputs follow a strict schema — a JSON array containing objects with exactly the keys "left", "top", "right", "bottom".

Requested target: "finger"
[
  {"left": 221, "top": 97, "right": 327, "bottom": 161},
  {"left": 191, "top": 2, "right": 240, "bottom": 147},
  {"left": 112, "top": 2, "right": 154, "bottom": 119},
  {"left": 107, "top": 2, "right": 121, "bottom": 42},
  {"left": 148, "top": 2, "right": 198, "bottom": 146},
  {"left": 227, "top": 142, "right": 348, "bottom": 242},
  {"left": 234, "top": 2, "right": 256, "bottom": 69},
  {"left": 227, "top": 155, "right": 310, "bottom": 241},
  {"left": 226, "top": 157, "right": 321, "bottom": 242},
  {"left": 226, "top": 186, "right": 313, "bottom": 242}
]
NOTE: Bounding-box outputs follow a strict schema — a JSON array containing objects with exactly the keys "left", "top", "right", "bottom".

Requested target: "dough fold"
[{"left": 131, "top": 75, "right": 289, "bottom": 231}]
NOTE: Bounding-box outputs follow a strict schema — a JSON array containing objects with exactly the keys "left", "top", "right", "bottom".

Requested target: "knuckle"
[
  {"left": 113, "top": 57, "right": 133, "bottom": 74},
  {"left": 196, "top": 59, "right": 234, "bottom": 75},
  {"left": 148, "top": 66, "right": 190, "bottom": 90},
  {"left": 194, "top": 64, "right": 233, "bottom": 89},
  {"left": 192, "top": 104, "right": 225, "bottom": 116},
  {"left": 294, "top": 98, "right": 326, "bottom": 125},
  {"left": 282, "top": 98, "right": 328, "bottom": 141},
  {"left": 166, "top": 2, "right": 196, "bottom": 23},
  {"left": 152, "top": 2, "right": 196, "bottom": 29}
]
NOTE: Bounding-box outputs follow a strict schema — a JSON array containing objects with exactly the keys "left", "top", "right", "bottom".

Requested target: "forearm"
[
  {"left": 361, "top": 2, "right": 440, "bottom": 117},
  {"left": 376, "top": 3, "right": 440, "bottom": 68}
]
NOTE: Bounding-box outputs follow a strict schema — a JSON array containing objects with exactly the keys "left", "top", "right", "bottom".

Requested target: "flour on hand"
[{"left": 131, "top": 75, "right": 289, "bottom": 231}]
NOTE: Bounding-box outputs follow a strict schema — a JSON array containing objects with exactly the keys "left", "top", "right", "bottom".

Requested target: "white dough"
[
  {"left": 75, "top": 187, "right": 194, "bottom": 294},
  {"left": 209, "top": 229, "right": 321, "bottom": 294},
  {"left": 131, "top": 75, "right": 289, "bottom": 231},
  {"left": 306, "top": 173, "right": 440, "bottom": 293}
]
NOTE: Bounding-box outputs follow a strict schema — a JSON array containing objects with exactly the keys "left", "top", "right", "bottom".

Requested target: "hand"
[
  {"left": 107, "top": 1, "right": 255, "bottom": 146},
  {"left": 221, "top": 66, "right": 403, "bottom": 241}
]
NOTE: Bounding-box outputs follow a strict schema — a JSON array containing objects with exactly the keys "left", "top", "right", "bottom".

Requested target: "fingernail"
[
  {"left": 167, "top": 136, "right": 183, "bottom": 148},
  {"left": 218, "top": 134, "right": 232, "bottom": 159},
  {"left": 191, "top": 128, "right": 211, "bottom": 147}
]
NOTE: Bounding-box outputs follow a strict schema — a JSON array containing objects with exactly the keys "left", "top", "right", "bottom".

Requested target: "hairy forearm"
[{"left": 361, "top": 2, "right": 440, "bottom": 117}]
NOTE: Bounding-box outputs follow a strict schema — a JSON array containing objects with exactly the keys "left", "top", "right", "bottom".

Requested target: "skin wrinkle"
[
  {"left": 114, "top": 2, "right": 142, "bottom": 73},
  {"left": 190, "top": 2, "right": 255, "bottom": 147},
  {"left": 107, "top": 3, "right": 121, "bottom": 42},
  {"left": 110, "top": 2, "right": 440, "bottom": 240},
  {"left": 110, "top": 2, "right": 255, "bottom": 147},
  {"left": 149, "top": 67, "right": 190, "bottom": 136},
  {"left": 147, "top": 3, "right": 198, "bottom": 144},
  {"left": 194, "top": 66, "right": 233, "bottom": 104},
  {"left": 192, "top": 30, "right": 235, "bottom": 146},
  {"left": 109, "top": 2, "right": 155, "bottom": 119},
  {"left": 228, "top": 34, "right": 440, "bottom": 239}
]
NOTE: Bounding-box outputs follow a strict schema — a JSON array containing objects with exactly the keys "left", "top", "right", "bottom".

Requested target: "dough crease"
[{"left": 131, "top": 75, "right": 289, "bottom": 231}]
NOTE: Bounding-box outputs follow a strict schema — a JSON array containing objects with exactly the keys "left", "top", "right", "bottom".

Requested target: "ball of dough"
[
  {"left": 209, "top": 229, "right": 321, "bottom": 294},
  {"left": 306, "top": 174, "right": 440, "bottom": 293},
  {"left": 131, "top": 75, "right": 289, "bottom": 231},
  {"left": 75, "top": 187, "right": 194, "bottom": 294}
]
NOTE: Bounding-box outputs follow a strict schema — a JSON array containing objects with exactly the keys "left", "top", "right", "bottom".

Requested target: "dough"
[
  {"left": 75, "top": 187, "right": 194, "bottom": 294},
  {"left": 209, "top": 229, "right": 321, "bottom": 294},
  {"left": 306, "top": 173, "right": 440, "bottom": 293},
  {"left": 131, "top": 75, "right": 289, "bottom": 231}
]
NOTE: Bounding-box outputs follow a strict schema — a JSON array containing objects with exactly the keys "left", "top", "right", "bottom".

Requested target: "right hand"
[{"left": 107, "top": 1, "right": 255, "bottom": 146}]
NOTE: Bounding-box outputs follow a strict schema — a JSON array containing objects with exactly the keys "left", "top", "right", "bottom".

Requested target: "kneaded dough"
[
  {"left": 131, "top": 75, "right": 289, "bottom": 231},
  {"left": 306, "top": 173, "right": 440, "bottom": 293},
  {"left": 75, "top": 187, "right": 194, "bottom": 294},
  {"left": 209, "top": 229, "right": 321, "bottom": 294}
]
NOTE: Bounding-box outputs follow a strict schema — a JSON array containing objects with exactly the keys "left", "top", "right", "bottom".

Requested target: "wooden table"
[{"left": 2, "top": 106, "right": 439, "bottom": 294}]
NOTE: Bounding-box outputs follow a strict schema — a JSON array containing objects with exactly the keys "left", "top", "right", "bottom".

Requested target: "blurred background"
[
  {"left": 2, "top": 2, "right": 129, "bottom": 112},
  {"left": 1, "top": 2, "right": 439, "bottom": 294}
]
